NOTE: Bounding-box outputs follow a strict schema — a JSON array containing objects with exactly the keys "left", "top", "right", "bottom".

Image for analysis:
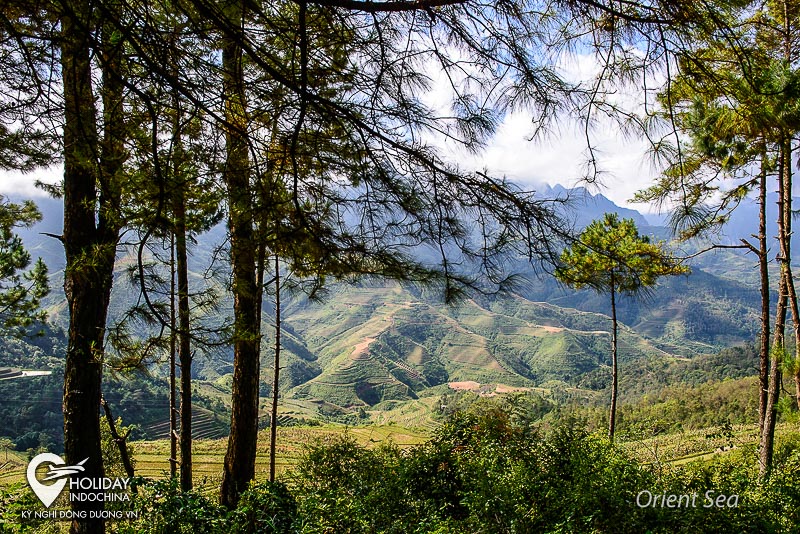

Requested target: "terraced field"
[
  {"left": 132, "top": 424, "right": 429, "bottom": 483},
  {"left": 142, "top": 406, "right": 228, "bottom": 441},
  {"left": 282, "top": 284, "right": 697, "bottom": 410}
]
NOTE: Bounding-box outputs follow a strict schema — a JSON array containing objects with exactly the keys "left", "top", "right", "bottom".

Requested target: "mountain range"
[{"left": 0, "top": 184, "right": 767, "bottom": 437}]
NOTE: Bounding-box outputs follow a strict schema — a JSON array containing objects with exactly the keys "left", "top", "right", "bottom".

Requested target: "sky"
[
  {"left": 0, "top": 121, "right": 659, "bottom": 208},
  {"left": 444, "top": 110, "right": 660, "bottom": 212},
  {"left": 426, "top": 50, "right": 665, "bottom": 213},
  {"left": 0, "top": 54, "right": 663, "bottom": 214}
]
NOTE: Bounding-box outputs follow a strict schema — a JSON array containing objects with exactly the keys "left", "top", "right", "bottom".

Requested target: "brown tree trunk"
[
  {"left": 761, "top": 275, "right": 786, "bottom": 479},
  {"left": 174, "top": 161, "right": 193, "bottom": 492},
  {"left": 220, "top": 0, "right": 261, "bottom": 509},
  {"left": 169, "top": 235, "right": 178, "bottom": 479},
  {"left": 61, "top": 2, "right": 125, "bottom": 531},
  {"left": 757, "top": 159, "right": 770, "bottom": 433},
  {"left": 788, "top": 160, "right": 800, "bottom": 413},
  {"left": 760, "top": 140, "right": 791, "bottom": 479},
  {"left": 270, "top": 256, "right": 281, "bottom": 483},
  {"left": 779, "top": 143, "right": 800, "bottom": 413},
  {"left": 609, "top": 275, "right": 618, "bottom": 443},
  {"left": 100, "top": 396, "right": 136, "bottom": 483}
]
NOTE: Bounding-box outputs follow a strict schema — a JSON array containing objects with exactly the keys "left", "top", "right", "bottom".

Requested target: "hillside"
[{"left": 0, "top": 186, "right": 769, "bottom": 450}]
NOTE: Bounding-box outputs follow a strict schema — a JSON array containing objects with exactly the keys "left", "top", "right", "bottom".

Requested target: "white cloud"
[
  {"left": 0, "top": 166, "right": 61, "bottom": 198},
  {"left": 427, "top": 50, "right": 667, "bottom": 213},
  {"left": 445, "top": 110, "right": 661, "bottom": 212}
]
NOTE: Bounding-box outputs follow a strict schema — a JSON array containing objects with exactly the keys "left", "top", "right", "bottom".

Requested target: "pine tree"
[
  {"left": 0, "top": 197, "right": 48, "bottom": 335},
  {"left": 555, "top": 214, "right": 688, "bottom": 441}
]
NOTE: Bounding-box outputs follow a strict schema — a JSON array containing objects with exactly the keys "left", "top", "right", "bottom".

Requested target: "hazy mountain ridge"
[{"left": 0, "top": 186, "right": 765, "bottom": 439}]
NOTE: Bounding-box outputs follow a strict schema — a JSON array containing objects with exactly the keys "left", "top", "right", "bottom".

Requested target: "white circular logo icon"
[{"left": 26, "top": 453, "right": 88, "bottom": 508}]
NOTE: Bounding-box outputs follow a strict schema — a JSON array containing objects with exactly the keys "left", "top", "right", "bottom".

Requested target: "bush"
[
  {"left": 228, "top": 481, "right": 297, "bottom": 534},
  {"left": 289, "top": 409, "right": 800, "bottom": 533},
  {"left": 116, "top": 478, "right": 226, "bottom": 534},
  {"left": 111, "top": 409, "right": 800, "bottom": 533}
]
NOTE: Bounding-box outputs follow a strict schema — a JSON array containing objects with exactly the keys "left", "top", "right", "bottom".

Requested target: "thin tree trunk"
[
  {"left": 795, "top": 369, "right": 800, "bottom": 411},
  {"left": 171, "top": 98, "right": 194, "bottom": 492},
  {"left": 100, "top": 395, "right": 136, "bottom": 483},
  {"left": 779, "top": 142, "right": 800, "bottom": 413},
  {"left": 609, "top": 276, "right": 618, "bottom": 443},
  {"left": 169, "top": 233, "right": 178, "bottom": 479},
  {"left": 175, "top": 171, "right": 193, "bottom": 492},
  {"left": 761, "top": 275, "right": 786, "bottom": 479},
  {"left": 787, "top": 145, "right": 800, "bottom": 411},
  {"left": 757, "top": 159, "right": 771, "bottom": 433},
  {"left": 270, "top": 255, "right": 281, "bottom": 483},
  {"left": 220, "top": 0, "right": 261, "bottom": 508},
  {"left": 760, "top": 140, "right": 791, "bottom": 479}
]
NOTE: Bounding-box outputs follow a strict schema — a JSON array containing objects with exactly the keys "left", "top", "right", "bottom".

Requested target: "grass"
[
  {"left": 131, "top": 424, "right": 429, "bottom": 485},
  {"left": 0, "top": 449, "right": 29, "bottom": 486},
  {"left": 618, "top": 422, "right": 800, "bottom": 466}
]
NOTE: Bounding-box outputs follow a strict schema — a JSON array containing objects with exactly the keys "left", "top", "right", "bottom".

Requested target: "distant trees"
[
  {"left": 556, "top": 214, "right": 688, "bottom": 441},
  {"left": 0, "top": 436, "right": 14, "bottom": 461}
]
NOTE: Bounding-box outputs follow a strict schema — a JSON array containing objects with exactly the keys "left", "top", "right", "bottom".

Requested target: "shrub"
[
  {"left": 116, "top": 478, "right": 225, "bottom": 534},
  {"left": 228, "top": 481, "right": 298, "bottom": 534}
]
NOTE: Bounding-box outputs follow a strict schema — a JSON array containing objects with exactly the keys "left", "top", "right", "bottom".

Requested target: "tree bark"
[
  {"left": 174, "top": 163, "right": 193, "bottom": 492},
  {"left": 270, "top": 256, "right": 280, "bottom": 483},
  {"left": 757, "top": 159, "right": 770, "bottom": 433},
  {"left": 787, "top": 153, "right": 800, "bottom": 412},
  {"left": 169, "top": 234, "right": 178, "bottom": 479},
  {"left": 778, "top": 142, "right": 800, "bottom": 412},
  {"left": 609, "top": 275, "right": 618, "bottom": 443},
  {"left": 220, "top": 0, "right": 261, "bottom": 509},
  {"left": 761, "top": 274, "right": 785, "bottom": 479},
  {"left": 61, "top": 1, "right": 125, "bottom": 531},
  {"left": 100, "top": 395, "right": 136, "bottom": 483},
  {"left": 760, "top": 140, "right": 791, "bottom": 479}
]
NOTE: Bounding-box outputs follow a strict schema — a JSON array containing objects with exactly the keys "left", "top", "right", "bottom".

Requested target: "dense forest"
[{"left": 3, "top": 0, "right": 800, "bottom": 531}]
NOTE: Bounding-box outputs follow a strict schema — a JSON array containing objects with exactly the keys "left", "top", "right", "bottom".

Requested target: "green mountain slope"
[
  {"left": 273, "top": 281, "right": 742, "bottom": 411},
  {"left": 0, "top": 189, "right": 768, "bottom": 443}
]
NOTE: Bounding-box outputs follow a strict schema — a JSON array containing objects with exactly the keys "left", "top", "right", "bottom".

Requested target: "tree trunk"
[
  {"left": 609, "top": 276, "right": 618, "bottom": 443},
  {"left": 761, "top": 275, "right": 786, "bottom": 479},
  {"left": 100, "top": 396, "right": 136, "bottom": 483},
  {"left": 220, "top": 0, "right": 261, "bottom": 509},
  {"left": 757, "top": 159, "right": 770, "bottom": 433},
  {"left": 760, "top": 140, "right": 791, "bottom": 479},
  {"left": 270, "top": 255, "right": 281, "bottom": 483},
  {"left": 169, "top": 234, "right": 178, "bottom": 479},
  {"left": 787, "top": 150, "right": 800, "bottom": 412},
  {"left": 61, "top": 2, "right": 124, "bottom": 531},
  {"left": 778, "top": 142, "right": 800, "bottom": 412},
  {"left": 174, "top": 164, "right": 193, "bottom": 492}
]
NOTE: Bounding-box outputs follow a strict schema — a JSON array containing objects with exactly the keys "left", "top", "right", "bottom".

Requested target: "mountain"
[
  {"left": 540, "top": 184, "right": 651, "bottom": 229},
  {"left": 0, "top": 185, "right": 766, "bottom": 446}
]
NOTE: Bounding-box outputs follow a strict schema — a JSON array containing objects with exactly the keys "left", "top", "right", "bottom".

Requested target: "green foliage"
[
  {"left": 227, "top": 481, "right": 298, "bottom": 534},
  {"left": 556, "top": 214, "right": 689, "bottom": 296},
  {"left": 115, "top": 478, "right": 297, "bottom": 534},
  {"left": 0, "top": 482, "right": 45, "bottom": 533},
  {"left": 286, "top": 409, "right": 800, "bottom": 533},
  {"left": 581, "top": 376, "right": 760, "bottom": 435},
  {"left": 288, "top": 410, "right": 647, "bottom": 533},
  {"left": 55, "top": 407, "right": 799, "bottom": 533},
  {"left": 116, "top": 478, "right": 226, "bottom": 534},
  {"left": 0, "top": 367, "right": 63, "bottom": 452},
  {"left": 0, "top": 196, "right": 48, "bottom": 336}
]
